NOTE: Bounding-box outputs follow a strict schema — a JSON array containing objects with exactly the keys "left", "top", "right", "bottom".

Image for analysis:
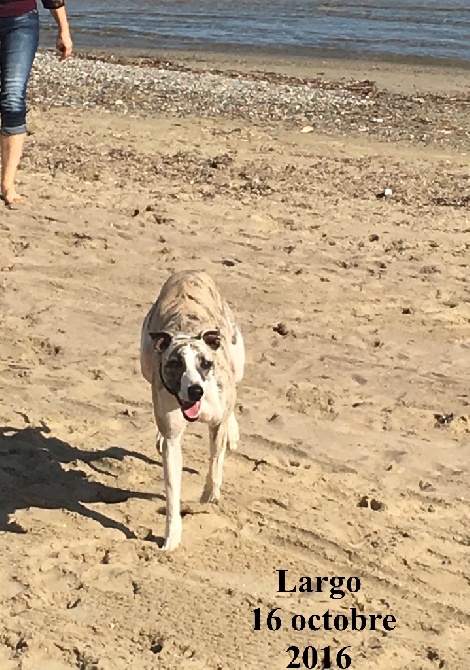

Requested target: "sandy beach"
[{"left": 0, "top": 50, "right": 469, "bottom": 669}]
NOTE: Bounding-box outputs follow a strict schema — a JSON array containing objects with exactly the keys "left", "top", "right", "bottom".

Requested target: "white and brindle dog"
[{"left": 140, "top": 269, "right": 245, "bottom": 550}]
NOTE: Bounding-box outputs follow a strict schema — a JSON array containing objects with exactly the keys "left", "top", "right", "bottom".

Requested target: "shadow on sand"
[{"left": 0, "top": 415, "right": 163, "bottom": 538}]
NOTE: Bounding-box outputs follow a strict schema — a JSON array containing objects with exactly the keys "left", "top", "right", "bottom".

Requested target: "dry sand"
[{"left": 0, "top": 52, "right": 469, "bottom": 669}]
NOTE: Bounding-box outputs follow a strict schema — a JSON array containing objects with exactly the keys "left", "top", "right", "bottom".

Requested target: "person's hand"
[{"left": 56, "top": 29, "right": 73, "bottom": 60}]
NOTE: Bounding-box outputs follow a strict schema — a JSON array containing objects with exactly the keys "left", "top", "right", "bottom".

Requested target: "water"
[{"left": 39, "top": 0, "right": 470, "bottom": 64}]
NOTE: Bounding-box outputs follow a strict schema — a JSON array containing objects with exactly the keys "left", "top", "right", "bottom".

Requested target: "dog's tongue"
[{"left": 182, "top": 401, "right": 201, "bottom": 420}]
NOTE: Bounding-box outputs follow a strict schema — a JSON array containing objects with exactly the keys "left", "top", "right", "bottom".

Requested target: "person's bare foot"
[{"left": 1, "top": 189, "right": 25, "bottom": 206}]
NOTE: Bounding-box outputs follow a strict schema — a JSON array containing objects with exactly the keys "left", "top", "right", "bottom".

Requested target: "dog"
[{"left": 140, "top": 269, "right": 245, "bottom": 550}]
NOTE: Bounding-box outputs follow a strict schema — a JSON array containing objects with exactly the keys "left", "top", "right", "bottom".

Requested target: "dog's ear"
[
  {"left": 149, "top": 331, "right": 172, "bottom": 353},
  {"left": 200, "top": 329, "right": 221, "bottom": 351}
]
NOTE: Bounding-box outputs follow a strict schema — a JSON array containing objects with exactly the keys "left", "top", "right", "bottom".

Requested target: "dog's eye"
[
  {"left": 167, "top": 358, "right": 181, "bottom": 368},
  {"left": 200, "top": 357, "right": 213, "bottom": 371}
]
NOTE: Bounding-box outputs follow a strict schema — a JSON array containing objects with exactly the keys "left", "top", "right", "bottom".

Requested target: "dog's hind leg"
[
  {"left": 227, "top": 411, "right": 239, "bottom": 452},
  {"left": 156, "top": 431, "right": 163, "bottom": 454},
  {"left": 201, "top": 422, "right": 228, "bottom": 503},
  {"left": 231, "top": 326, "right": 245, "bottom": 384}
]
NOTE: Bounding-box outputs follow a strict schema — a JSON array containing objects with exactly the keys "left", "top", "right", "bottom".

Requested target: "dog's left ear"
[
  {"left": 200, "top": 329, "right": 221, "bottom": 351},
  {"left": 149, "top": 331, "right": 172, "bottom": 353}
]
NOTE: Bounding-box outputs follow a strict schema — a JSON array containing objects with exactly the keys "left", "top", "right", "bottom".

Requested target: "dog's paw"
[{"left": 161, "top": 534, "right": 182, "bottom": 551}]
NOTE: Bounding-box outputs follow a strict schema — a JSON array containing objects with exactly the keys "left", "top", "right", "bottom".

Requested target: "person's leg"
[
  {"left": 0, "top": 134, "right": 26, "bottom": 203},
  {"left": 0, "top": 10, "right": 39, "bottom": 205}
]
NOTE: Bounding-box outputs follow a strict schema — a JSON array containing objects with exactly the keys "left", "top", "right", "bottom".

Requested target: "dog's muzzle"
[
  {"left": 180, "top": 385, "right": 203, "bottom": 421},
  {"left": 159, "top": 363, "right": 203, "bottom": 422}
]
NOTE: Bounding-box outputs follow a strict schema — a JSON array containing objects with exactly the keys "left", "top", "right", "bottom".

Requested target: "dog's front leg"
[
  {"left": 161, "top": 432, "right": 184, "bottom": 551},
  {"left": 201, "top": 422, "right": 228, "bottom": 504}
]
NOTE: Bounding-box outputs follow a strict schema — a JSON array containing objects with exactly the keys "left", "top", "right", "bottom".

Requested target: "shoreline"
[
  {"left": 72, "top": 43, "right": 470, "bottom": 72},
  {"left": 38, "top": 23, "right": 470, "bottom": 70}
]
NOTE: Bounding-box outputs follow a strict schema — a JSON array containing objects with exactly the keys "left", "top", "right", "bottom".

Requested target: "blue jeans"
[{"left": 0, "top": 9, "right": 39, "bottom": 136}]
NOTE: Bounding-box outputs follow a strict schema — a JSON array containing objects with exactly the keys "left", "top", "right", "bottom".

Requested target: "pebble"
[{"left": 29, "top": 52, "right": 363, "bottom": 127}]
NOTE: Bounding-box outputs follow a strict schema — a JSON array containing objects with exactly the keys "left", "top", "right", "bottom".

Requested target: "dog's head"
[{"left": 149, "top": 329, "right": 221, "bottom": 422}]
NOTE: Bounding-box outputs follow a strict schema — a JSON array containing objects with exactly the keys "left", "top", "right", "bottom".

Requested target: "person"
[{"left": 0, "top": 0, "right": 72, "bottom": 206}]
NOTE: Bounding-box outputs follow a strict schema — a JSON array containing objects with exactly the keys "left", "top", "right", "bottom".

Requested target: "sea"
[{"left": 38, "top": 0, "right": 470, "bottom": 65}]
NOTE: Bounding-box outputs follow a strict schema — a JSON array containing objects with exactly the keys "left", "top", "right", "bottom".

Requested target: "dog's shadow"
[{"left": 0, "top": 416, "right": 165, "bottom": 539}]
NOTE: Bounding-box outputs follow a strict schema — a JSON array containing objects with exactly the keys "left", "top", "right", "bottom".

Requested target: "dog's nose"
[{"left": 188, "top": 384, "right": 204, "bottom": 402}]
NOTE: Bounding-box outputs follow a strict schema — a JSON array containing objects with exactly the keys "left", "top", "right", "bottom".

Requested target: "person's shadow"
[{"left": 0, "top": 414, "right": 164, "bottom": 538}]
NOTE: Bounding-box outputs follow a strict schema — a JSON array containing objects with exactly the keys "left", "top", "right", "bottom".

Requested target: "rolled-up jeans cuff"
[{"left": 1, "top": 124, "right": 27, "bottom": 136}]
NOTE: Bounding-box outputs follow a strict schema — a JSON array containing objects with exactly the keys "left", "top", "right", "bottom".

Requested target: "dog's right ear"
[
  {"left": 200, "top": 329, "right": 221, "bottom": 351},
  {"left": 149, "top": 331, "right": 172, "bottom": 353}
]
